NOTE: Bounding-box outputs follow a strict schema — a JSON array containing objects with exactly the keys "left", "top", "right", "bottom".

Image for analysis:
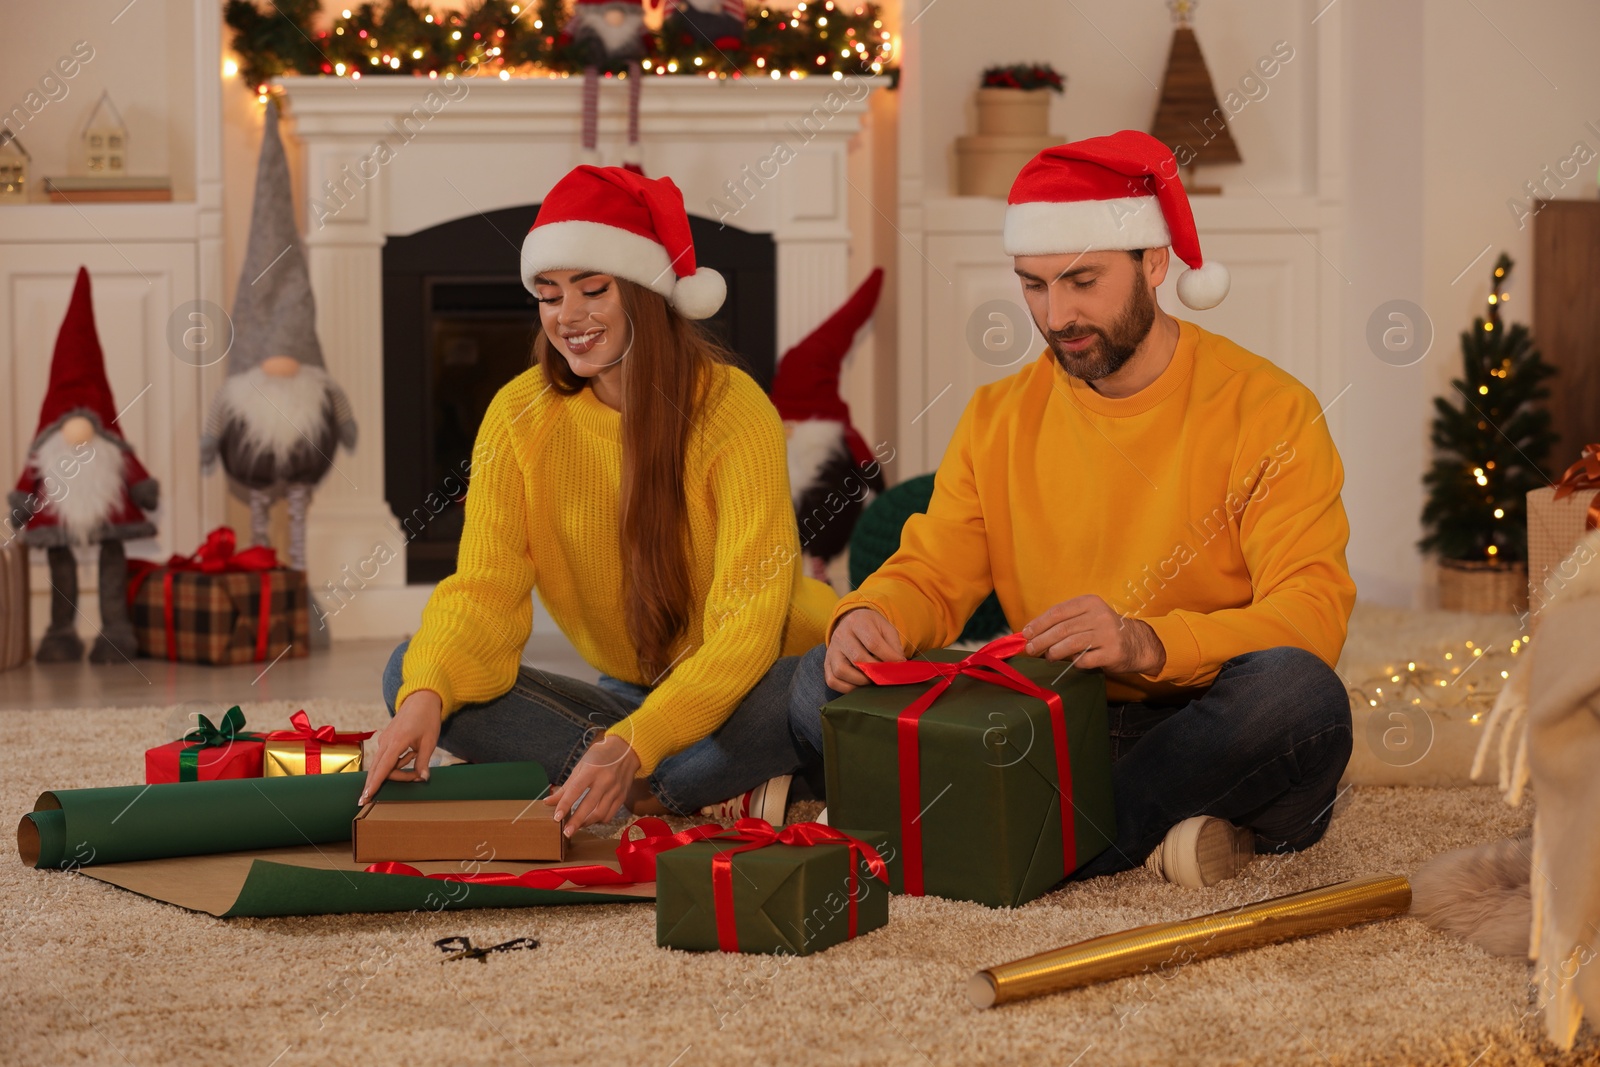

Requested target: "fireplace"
[
  {"left": 381, "top": 203, "right": 777, "bottom": 583},
  {"left": 277, "top": 75, "right": 879, "bottom": 637}
]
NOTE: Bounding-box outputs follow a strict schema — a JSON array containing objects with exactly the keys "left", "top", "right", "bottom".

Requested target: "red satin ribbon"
[
  {"left": 364, "top": 817, "right": 728, "bottom": 890},
  {"left": 128, "top": 527, "right": 283, "bottom": 661},
  {"left": 704, "top": 818, "right": 888, "bottom": 952},
  {"left": 264, "top": 710, "right": 374, "bottom": 773},
  {"left": 856, "top": 632, "right": 1076, "bottom": 897},
  {"left": 1552, "top": 443, "right": 1600, "bottom": 532}
]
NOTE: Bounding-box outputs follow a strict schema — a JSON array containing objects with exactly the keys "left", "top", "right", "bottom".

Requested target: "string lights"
[{"left": 224, "top": 0, "right": 896, "bottom": 92}]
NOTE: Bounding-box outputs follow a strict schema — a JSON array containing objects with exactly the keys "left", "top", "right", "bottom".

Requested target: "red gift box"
[{"left": 144, "top": 706, "right": 265, "bottom": 784}]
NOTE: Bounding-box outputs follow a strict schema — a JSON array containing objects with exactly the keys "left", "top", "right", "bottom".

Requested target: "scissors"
[{"left": 433, "top": 935, "right": 540, "bottom": 963}]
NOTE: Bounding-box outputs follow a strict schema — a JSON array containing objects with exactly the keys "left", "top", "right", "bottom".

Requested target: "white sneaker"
[
  {"left": 700, "top": 775, "right": 791, "bottom": 824},
  {"left": 815, "top": 806, "right": 828, "bottom": 826},
  {"left": 1143, "top": 815, "right": 1256, "bottom": 888}
]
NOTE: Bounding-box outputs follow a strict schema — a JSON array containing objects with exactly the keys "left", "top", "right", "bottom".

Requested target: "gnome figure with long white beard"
[
  {"left": 8, "top": 267, "right": 159, "bottom": 663},
  {"left": 201, "top": 103, "right": 356, "bottom": 573}
]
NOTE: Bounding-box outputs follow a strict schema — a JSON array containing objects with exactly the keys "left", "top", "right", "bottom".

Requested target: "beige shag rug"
[{"left": 2, "top": 694, "right": 1594, "bottom": 1066}]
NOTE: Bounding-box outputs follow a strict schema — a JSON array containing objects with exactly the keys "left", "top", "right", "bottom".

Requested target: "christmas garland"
[{"left": 225, "top": 0, "right": 896, "bottom": 89}]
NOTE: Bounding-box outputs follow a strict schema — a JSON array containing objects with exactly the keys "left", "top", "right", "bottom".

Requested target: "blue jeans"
[
  {"left": 786, "top": 644, "right": 1353, "bottom": 880},
  {"left": 382, "top": 641, "right": 819, "bottom": 815}
]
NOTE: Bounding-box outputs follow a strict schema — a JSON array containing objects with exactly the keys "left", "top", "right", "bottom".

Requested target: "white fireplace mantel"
[{"left": 274, "top": 74, "right": 882, "bottom": 637}]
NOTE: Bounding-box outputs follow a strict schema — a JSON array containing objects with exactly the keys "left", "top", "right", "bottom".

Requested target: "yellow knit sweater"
[
  {"left": 399, "top": 362, "right": 838, "bottom": 774},
  {"left": 831, "top": 320, "right": 1356, "bottom": 703}
]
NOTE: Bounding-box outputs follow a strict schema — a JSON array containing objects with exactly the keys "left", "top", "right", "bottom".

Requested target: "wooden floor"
[{"left": 0, "top": 632, "right": 594, "bottom": 711}]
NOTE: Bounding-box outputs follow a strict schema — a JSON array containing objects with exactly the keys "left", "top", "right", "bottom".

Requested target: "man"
[{"left": 791, "top": 131, "right": 1355, "bottom": 888}]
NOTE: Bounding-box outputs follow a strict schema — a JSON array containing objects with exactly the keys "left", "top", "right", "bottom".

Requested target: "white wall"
[
  {"left": 1, "top": 0, "right": 195, "bottom": 199},
  {"left": 915, "top": 2, "right": 1317, "bottom": 198}
]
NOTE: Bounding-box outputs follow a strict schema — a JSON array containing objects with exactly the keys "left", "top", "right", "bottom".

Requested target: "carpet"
[{"left": 2, "top": 694, "right": 1592, "bottom": 1066}]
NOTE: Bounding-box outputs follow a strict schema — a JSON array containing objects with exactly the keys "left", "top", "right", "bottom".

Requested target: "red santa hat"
[
  {"left": 770, "top": 267, "right": 883, "bottom": 468},
  {"left": 521, "top": 165, "right": 725, "bottom": 319},
  {"left": 31, "top": 266, "right": 131, "bottom": 449},
  {"left": 1003, "top": 130, "right": 1230, "bottom": 311}
]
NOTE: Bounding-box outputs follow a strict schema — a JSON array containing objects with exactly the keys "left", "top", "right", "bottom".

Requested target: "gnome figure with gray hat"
[{"left": 201, "top": 103, "right": 356, "bottom": 574}]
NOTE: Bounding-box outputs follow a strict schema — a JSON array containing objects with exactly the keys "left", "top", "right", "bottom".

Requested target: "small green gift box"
[
  {"left": 656, "top": 821, "right": 892, "bottom": 956},
  {"left": 821, "top": 633, "right": 1114, "bottom": 908}
]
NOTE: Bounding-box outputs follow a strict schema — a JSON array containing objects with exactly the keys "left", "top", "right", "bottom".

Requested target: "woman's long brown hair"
[{"left": 534, "top": 278, "right": 732, "bottom": 683}]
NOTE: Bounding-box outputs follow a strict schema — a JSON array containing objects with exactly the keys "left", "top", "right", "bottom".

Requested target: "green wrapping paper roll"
[
  {"left": 968, "top": 874, "right": 1413, "bottom": 1008},
  {"left": 17, "top": 761, "right": 549, "bottom": 869}
]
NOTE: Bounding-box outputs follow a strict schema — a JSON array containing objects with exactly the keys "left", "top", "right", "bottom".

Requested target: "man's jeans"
[
  {"left": 382, "top": 640, "right": 817, "bottom": 815},
  {"left": 786, "top": 643, "right": 1353, "bottom": 879}
]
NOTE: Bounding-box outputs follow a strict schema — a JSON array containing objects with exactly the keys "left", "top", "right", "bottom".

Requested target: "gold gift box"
[{"left": 262, "top": 741, "right": 364, "bottom": 776}]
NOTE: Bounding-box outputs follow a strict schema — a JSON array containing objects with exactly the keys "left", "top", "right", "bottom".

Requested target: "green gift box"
[
  {"left": 821, "top": 634, "right": 1114, "bottom": 908},
  {"left": 656, "top": 823, "right": 892, "bottom": 956}
]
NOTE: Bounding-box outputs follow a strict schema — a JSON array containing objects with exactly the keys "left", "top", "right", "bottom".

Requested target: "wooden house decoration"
[
  {"left": 0, "top": 129, "right": 29, "bottom": 201},
  {"left": 1149, "top": 0, "right": 1239, "bottom": 195},
  {"left": 81, "top": 91, "right": 127, "bottom": 174}
]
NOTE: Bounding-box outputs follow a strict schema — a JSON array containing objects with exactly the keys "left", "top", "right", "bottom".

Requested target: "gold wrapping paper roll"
[
  {"left": 969, "top": 874, "right": 1412, "bottom": 1009},
  {"left": 262, "top": 742, "right": 363, "bottom": 776}
]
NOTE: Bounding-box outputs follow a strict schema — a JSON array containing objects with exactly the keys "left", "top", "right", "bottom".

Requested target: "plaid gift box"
[{"left": 127, "top": 528, "right": 309, "bottom": 665}]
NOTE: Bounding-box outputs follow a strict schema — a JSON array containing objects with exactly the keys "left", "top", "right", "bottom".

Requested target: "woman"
[{"left": 362, "top": 166, "right": 837, "bottom": 833}]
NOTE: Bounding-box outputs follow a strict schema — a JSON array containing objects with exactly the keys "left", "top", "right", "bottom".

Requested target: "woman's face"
[{"left": 533, "top": 270, "right": 633, "bottom": 379}]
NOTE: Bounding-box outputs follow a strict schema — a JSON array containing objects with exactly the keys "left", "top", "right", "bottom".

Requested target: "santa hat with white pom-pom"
[
  {"left": 1002, "top": 131, "right": 1230, "bottom": 311},
  {"left": 521, "top": 164, "right": 725, "bottom": 319}
]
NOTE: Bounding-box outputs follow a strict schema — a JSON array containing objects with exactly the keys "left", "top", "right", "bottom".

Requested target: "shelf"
[{"left": 0, "top": 201, "right": 203, "bottom": 244}]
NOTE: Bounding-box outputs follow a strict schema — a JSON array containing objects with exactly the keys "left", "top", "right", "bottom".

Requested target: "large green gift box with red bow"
[
  {"left": 821, "top": 634, "right": 1115, "bottom": 908},
  {"left": 655, "top": 820, "right": 893, "bottom": 955}
]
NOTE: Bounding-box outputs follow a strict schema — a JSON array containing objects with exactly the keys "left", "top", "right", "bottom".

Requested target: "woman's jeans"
[
  {"left": 787, "top": 643, "right": 1353, "bottom": 880},
  {"left": 381, "top": 641, "right": 816, "bottom": 815}
]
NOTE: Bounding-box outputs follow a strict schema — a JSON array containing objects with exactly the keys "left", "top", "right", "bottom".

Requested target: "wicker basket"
[{"left": 1437, "top": 558, "right": 1529, "bottom": 615}]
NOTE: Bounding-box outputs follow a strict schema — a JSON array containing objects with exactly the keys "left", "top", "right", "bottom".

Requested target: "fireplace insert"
[{"left": 382, "top": 204, "right": 776, "bottom": 583}]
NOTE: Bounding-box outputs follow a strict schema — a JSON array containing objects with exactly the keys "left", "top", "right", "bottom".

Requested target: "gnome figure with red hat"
[
  {"left": 771, "top": 267, "right": 888, "bottom": 583},
  {"left": 8, "top": 267, "right": 158, "bottom": 663}
]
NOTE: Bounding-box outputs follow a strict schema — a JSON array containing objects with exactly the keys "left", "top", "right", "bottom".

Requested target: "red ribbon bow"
[
  {"left": 263, "top": 711, "right": 374, "bottom": 774},
  {"left": 705, "top": 818, "right": 888, "bottom": 952},
  {"left": 855, "top": 632, "right": 1076, "bottom": 896},
  {"left": 1552, "top": 443, "right": 1600, "bottom": 532},
  {"left": 364, "top": 816, "right": 728, "bottom": 891},
  {"left": 126, "top": 527, "right": 284, "bottom": 662}
]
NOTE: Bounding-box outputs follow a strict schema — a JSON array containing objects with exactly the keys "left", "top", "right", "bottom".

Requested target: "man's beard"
[{"left": 1043, "top": 279, "right": 1157, "bottom": 382}]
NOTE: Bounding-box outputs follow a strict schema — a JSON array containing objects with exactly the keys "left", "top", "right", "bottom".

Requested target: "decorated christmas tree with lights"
[{"left": 1419, "top": 253, "right": 1557, "bottom": 565}]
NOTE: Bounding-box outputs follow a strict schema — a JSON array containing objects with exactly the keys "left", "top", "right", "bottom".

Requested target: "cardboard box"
[{"left": 352, "top": 799, "right": 568, "bottom": 864}]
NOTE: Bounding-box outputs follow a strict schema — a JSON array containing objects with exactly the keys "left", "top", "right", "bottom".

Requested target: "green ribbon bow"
[{"left": 178, "top": 706, "right": 263, "bottom": 782}]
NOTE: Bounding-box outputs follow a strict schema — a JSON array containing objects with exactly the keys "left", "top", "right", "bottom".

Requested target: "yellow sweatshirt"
[
  {"left": 831, "top": 320, "right": 1355, "bottom": 703},
  {"left": 399, "top": 362, "right": 838, "bottom": 774}
]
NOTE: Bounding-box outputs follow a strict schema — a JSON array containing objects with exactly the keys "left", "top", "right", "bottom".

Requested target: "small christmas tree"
[{"left": 1419, "top": 253, "right": 1557, "bottom": 565}]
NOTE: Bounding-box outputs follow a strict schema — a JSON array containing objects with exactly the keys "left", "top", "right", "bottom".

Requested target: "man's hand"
[
  {"left": 544, "top": 732, "right": 641, "bottom": 836},
  {"left": 360, "top": 688, "right": 444, "bottom": 805},
  {"left": 1022, "top": 595, "right": 1167, "bottom": 676},
  {"left": 824, "top": 607, "right": 905, "bottom": 693}
]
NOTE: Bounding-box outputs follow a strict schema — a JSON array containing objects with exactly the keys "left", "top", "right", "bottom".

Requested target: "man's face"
[{"left": 1014, "top": 250, "right": 1162, "bottom": 382}]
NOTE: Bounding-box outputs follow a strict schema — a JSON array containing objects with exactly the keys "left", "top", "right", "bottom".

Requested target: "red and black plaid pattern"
[{"left": 130, "top": 567, "right": 310, "bottom": 665}]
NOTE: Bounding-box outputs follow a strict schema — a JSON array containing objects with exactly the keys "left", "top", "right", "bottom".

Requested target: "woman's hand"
[
  {"left": 544, "top": 732, "right": 641, "bottom": 836},
  {"left": 359, "top": 689, "right": 444, "bottom": 805}
]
